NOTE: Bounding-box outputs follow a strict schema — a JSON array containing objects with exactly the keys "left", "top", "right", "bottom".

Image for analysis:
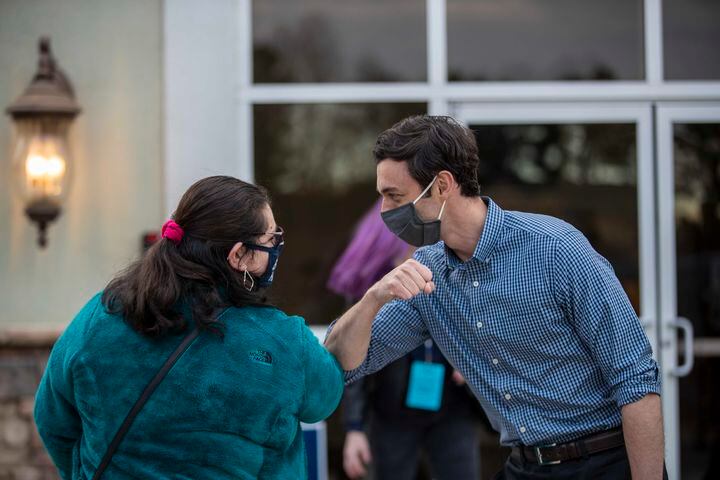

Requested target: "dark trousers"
[
  {"left": 369, "top": 414, "right": 480, "bottom": 480},
  {"left": 494, "top": 445, "right": 669, "bottom": 480}
]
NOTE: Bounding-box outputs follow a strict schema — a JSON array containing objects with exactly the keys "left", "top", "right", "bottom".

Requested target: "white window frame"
[{"left": 166, "top": 0, "right": 720, "bottom": 213}]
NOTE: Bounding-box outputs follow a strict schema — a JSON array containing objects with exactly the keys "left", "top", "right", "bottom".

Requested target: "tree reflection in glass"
[
  {"left": 253, "top": 0, "right": 426, "bottom": 83},
  {"left": 254, "top": 103, "right": 426, "bottom": 323},
  {"left": 471, "top": 123, "right": 640, "bottom": 310}
]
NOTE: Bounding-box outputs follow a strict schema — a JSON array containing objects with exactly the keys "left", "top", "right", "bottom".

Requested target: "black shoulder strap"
[{"left": 92, "top": 327, "right": 200, "bottom": 479}]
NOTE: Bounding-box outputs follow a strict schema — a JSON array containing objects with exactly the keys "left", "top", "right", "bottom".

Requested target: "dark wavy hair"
[
  {"left": 102, "top": 176, "right": 271, "bottom": 337},
  {"left": 373, "top": 115, "right": 481, "bottom": 197}
]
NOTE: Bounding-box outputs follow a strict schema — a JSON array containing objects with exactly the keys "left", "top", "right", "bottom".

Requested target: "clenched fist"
[{"left": 367, "top": 259, "right": 435, "bottom": 305}]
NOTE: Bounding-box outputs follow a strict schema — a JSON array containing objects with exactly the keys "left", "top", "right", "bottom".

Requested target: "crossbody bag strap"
[{"left": 92, "top": 327, "right": 200, "bottom": 479}]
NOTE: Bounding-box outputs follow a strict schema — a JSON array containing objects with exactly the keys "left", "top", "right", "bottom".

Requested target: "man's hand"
[
  {"left": 367, "top": 259, "right": 435, "bottom": 305},
  {"left": 325, "top": 259, "right": 434, "bottom": 371},
  {"left": 343, "top": 431, "right": 372, "bottom": 479}
]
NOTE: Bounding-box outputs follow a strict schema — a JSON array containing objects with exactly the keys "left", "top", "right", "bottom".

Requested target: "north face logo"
[{"left": 248, "top": 349, "right": 273, "bottom": 365}]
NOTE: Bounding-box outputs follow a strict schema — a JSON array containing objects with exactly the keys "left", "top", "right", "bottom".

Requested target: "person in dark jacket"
[
  {"left": 341, "top": 340, "right": 483, "bottom": 480},
  {"left": 328, "top": 199, "right": 483, "bottom": 480}
]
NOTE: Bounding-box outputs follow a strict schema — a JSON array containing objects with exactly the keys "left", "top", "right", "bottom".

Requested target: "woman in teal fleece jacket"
[{"left": 34, "top": 176, "right": 345, "bottom": 479}]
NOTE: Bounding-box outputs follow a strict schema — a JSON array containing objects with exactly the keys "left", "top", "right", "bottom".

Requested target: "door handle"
[{"left": 669, "top": 317, "right": 694, "bottom": 377}]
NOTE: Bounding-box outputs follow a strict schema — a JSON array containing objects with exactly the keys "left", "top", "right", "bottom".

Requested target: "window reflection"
[
  {"left": 673, "top": 123, "right": 720, "bottom": 478},
  {"left": 253, "top": 0, "right": 426, "bottom": 83},
  {"left": 663, "top": 0, "right": 720, "bottom": 80},
  {"left": 448, "top": 0, "right": 644, "bottom": 81},
  {"left": 674, "top": 123, "right": 720, "bottom": 337},
  {"left": 254, "top": 103, "right": 426, "bottom": 323},
  {"left": 471, "top": 123, "right": 639, "bottom": 310}
]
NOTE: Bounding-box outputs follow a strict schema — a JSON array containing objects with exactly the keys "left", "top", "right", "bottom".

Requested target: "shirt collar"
[{"left": 445, "top": 196, "right": 504, "bottom": 268}]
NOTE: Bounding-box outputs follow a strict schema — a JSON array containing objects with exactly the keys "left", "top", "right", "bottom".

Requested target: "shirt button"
[
  {"left": 476, "top": 321, "right": 483, "bottom": 328},
  {"left": 492, "top": 358, "right": 499, "bottom": 365},
  {"left": 520, "top": 426, "right": 527, "bottom": 433},
  {"left": 472, "top": 281, "right": 479, "bottom": 287},
  {"left": 504, "top": 393, "right": 512, "bottom": 400}
]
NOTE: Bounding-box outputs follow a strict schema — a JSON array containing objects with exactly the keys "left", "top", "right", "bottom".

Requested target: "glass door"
[
  {"left": 657, "top": 103, "right": 720, "bottom": 480},
  {"left": 454, "top": 101, "right": 657, "bottom": 347}
]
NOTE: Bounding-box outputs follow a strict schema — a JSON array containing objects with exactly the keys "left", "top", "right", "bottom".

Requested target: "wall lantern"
[{"left": 6, "top": 37, "right": 81, "bottom": 248}]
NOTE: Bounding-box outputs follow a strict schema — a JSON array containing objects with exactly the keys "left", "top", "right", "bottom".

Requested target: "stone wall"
[{"left": 0, "top": 329, "right": 61, "bottom": 480}]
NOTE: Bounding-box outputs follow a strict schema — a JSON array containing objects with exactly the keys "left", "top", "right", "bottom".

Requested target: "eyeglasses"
[{"left": 251, "top": 226, "right": 284, "bottom": 247}]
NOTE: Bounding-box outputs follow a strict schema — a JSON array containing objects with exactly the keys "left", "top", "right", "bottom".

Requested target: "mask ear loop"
[
  {"left": 437, "top": 200, "right": 447, "bottom": 220},
  {"left": 412, "top": 176, "right": 438, "bottom": 205},
  {"left": 242, "top": 269, "right": 255, "bottom": 292}
]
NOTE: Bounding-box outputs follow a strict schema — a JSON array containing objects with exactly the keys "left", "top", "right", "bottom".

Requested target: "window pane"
[
  {"left": 471, "top": 123, "right": 640, "bottom": 310},
  {"left": 254, "top": 103, "right": 426, "bottom": 322},
  {"left": 663, "top": 0, "right": 720, "bottom": 80},
  {"left": 448, "top": 0, "right": 644, "bottom": 81},
  {"left": 253, "top": 0, "right": 426, "bottom": 83},
  {"left": 672, "top": 123, "right": 720, "bottom": 478}
]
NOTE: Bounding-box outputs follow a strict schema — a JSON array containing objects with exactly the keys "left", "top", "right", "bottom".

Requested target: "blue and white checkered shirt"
[{"left": 340, "top": 197, "right": 661, "bottom": 446}]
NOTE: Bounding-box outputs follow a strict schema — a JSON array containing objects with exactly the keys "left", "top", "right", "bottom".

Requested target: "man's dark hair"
[{"left": 373, "top": 115, "right": 481, "bottom": 196}]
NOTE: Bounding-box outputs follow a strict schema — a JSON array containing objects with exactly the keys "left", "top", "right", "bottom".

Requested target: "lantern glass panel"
[{"left": 11, "top": 117, "right": 73, "bottom": 207}]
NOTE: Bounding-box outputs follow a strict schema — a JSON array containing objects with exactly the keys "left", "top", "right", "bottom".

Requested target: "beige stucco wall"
[{"left": 0, "top": 0, "right": 163, "bottom": 327}]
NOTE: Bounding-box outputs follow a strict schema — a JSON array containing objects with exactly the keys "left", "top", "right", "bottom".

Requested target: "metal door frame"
[{"left": 656, "top": 102, "right": 720, "bottom": 480}]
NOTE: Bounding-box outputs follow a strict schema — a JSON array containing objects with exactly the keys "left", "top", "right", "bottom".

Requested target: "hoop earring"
[{"left": 242, "top": 269, "right": 255, "bottom": 292}]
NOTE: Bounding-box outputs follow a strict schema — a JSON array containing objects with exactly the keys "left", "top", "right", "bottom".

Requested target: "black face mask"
[
  {"left": 243, "top": 241, "right": 284, "bottom": 288},
  {"left": 381, "top": 176, "right": 447, "bottom": 247}
]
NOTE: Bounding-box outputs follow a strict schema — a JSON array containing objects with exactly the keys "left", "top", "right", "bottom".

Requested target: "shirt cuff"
[
  {"left": 344, "top": 366, "right": 365, "bottom": 385},
  {"left": 323, "top": 319, "right": 338, "bottom": 345},
  {"left": 614, "top": 366, "right": 662, "bottom": 406},
  {"left": 345, "top": 421, "right": 364, "bottom": 432}
]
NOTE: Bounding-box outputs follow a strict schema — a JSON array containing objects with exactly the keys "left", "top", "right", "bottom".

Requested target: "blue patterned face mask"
[
  {"left": 244, "top": 237, "right": 284, "bottom": 289},
  {"left": 381, "top": 176, "right": 447, "bottom": 247}
]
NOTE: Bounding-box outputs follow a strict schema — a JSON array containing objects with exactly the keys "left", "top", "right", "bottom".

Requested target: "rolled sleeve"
[
  {"left": 331, "top": 299, "right": 428, "bottom": 385},
  {"left": 614, "top": 363, "right": 662, "bottom": 406},
  {"left": 553, "top": 230, "right": 662, "bottom": 407}
]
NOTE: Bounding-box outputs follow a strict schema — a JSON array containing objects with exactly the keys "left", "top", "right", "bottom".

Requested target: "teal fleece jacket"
[{"left": 34, "top": 293, "right": 344, "bottom": 479}]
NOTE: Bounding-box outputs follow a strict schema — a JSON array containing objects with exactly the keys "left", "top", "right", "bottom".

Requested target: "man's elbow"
[
  {"left": 333, "top": 347, "right": 367, "bottom": 372},
  {"left": 324, "top": 334, "right": 365, "bottom": 371}
]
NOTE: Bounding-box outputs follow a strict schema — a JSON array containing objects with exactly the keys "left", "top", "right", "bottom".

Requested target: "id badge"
[{"left": 405, "top": 361, "right": 445, "bottom": 411}]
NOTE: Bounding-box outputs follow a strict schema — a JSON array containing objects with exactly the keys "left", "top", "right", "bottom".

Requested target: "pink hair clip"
[{"left": 161, "top": 220, "right": 184, "bottom": 245}]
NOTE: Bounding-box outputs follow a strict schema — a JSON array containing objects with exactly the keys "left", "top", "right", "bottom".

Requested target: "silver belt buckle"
[{"left": 534, "top": 443, "right": 561, "bottom": 466}]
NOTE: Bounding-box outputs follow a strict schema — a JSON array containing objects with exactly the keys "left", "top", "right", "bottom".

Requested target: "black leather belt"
[{"left": 511, "top": 428, "right": 625, "bottom": 466}]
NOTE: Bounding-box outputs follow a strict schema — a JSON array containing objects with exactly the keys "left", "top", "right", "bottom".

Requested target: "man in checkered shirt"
[{"left": 325, "top": 115, "right": 666, "bottom": 479}]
